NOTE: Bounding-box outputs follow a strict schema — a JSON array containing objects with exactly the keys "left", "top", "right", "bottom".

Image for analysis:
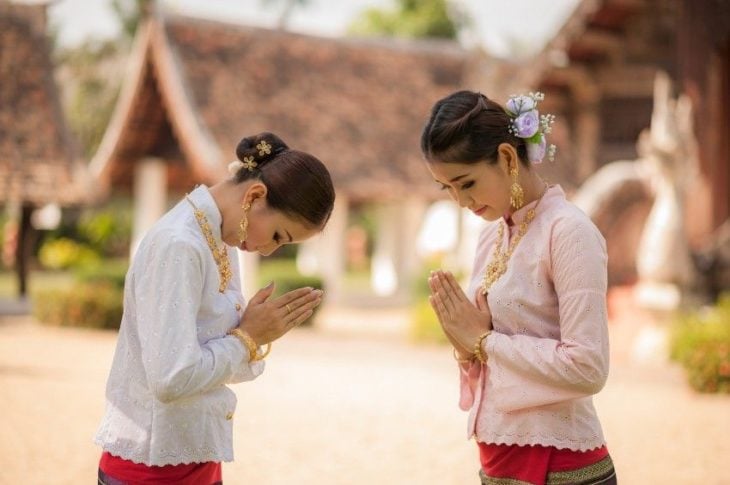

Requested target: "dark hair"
[
  {"left": 232, "top": 132, "right": 335, "bottom": 229},
  {"left": 420, "top": 90, "right": 529, "bottom": 166}
]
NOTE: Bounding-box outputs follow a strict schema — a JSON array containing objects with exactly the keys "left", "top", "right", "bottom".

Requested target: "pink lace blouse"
[{"left": 460, "top": 184, "right": 609, "bottom": 451}]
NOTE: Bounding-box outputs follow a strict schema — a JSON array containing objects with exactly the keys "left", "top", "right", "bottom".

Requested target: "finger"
[
  {"left": 444, "top": 272, "right": 468, "bottom": 303},
  {"left": 249, "top": 282, "right": 276, "bottom": 305},
  {"left": 292, "top": 309, "right": 315, "bottom": 327},
  {"left": 476, "top": 290, "right": 488, "bottom": 311},
  {"left": 289, "top": 288, "right": 324, "bottom": 310},
  {"left": 435, "top": 272, "right": 457, "bottom": 314},
  {"left": 428, "top": 295, "right": 440, "bottom": 319},
  {"left": 286, "top": 294, "right": 322, "bottom": 322},
  {"left": 428, "top": 273, "right": 436, "bottom": 292},
  {"left": 431, "top": 290, "right": 451, "bottom": 322},
  {"left": 428, "top": 296, "right": 447, "bottom": 326},
  {"left": 273, "top": 287, "right": 315, "bottom": 308}
]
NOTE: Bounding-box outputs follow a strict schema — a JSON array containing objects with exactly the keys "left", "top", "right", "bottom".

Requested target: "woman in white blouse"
[
  {"left": 95, "top": 132, "right": 335, "bottom": 484},
  {"left": 421, "top": 91, "right": 616, "bottom": 484}
]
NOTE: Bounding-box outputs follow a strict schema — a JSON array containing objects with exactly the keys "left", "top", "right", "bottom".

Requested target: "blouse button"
[
  {"left": 235, "top": 304, "right": 242, "bottom": 311},
  {"left": 225, "top": 412, "right": 234, "bottom": 420}
]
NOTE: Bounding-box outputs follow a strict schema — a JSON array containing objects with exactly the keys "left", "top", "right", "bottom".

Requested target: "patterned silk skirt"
[
  {"left": 98, "top": 452, "right": 222, "bottom": 485},
  {"left": 478, "top": 442, "right": 617, "bottom": 485}
]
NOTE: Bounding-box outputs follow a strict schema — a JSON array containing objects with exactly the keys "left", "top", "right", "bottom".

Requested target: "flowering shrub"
[
  {"left": 33, "top": 281, "right": 123, "bottom": 330},
  {"left": 38, "top": 238, "right": 100, "bottom": 270},
  {"left": 670, "top": 296, "right": 730, "bottom": 393}
]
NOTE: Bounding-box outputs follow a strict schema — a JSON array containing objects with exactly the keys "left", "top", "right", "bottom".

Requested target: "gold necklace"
[
  {"left": 186, "top": 196, "right": 232, "bottom": 293},
  {"left": 480, "top": 185, "right": 548, "bottom": 295}
]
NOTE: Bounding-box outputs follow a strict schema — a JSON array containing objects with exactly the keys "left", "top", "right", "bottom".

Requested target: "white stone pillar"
[
  {"left": 371, "top": 203, "right": 399, "bottom": 297},
  {"left": 371, "top": 199, "right": 427, "bottom": 298},
  {"left": 315, "top": 195, "right": 348, "bottom": 304},
  {"left": 396, "top": 198, "right": 428, "bottom": 295},
  {"left": 238, "top": 250, "right": 260, "bottom": 299},
  {"left": 130, "top": 157, "right": 167, "bottom": 258}
]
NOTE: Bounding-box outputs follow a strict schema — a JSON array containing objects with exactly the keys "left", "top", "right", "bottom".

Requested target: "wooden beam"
[
  {"left": 596, "top": 65, "right": 658, "bottom": 97},
  {"left": 570, "top": 29, "right": 625, "bottom": 63}
]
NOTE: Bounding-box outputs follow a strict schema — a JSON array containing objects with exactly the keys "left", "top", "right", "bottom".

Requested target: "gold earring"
[
  {"left": 238, "top": 202, "right": 251, "bottom": 245},
  {"left": 509, "top": 166, "right": 524, "bottom": 209}
]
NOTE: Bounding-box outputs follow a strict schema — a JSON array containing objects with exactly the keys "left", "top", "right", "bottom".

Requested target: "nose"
[
  {"left": 259, "top": 241, "right": 282, "bottom": 256},
  {"left": 455, "top": 190, "right": 470, "bottom": 208}
]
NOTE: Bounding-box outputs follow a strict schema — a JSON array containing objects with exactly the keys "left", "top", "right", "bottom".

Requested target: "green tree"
[
  {"left": 261, "top": 0, "right": 310, "bottom": 29},
  {"left": 348, "top": 0, "right": 461, "bottom": 39},
  {"left": 111, "top": 0, "right": 149, "bottom": 40},
  {"left": 55, "top": 40, "right": 123, "bottom": 157},
  {"left": 54, "top": 0, "right": 145, "bottom": 157}
]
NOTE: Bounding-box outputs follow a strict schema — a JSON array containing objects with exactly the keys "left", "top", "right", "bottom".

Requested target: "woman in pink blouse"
[{"left": 421, "top": 90, "right": 616, "bottom": 485}]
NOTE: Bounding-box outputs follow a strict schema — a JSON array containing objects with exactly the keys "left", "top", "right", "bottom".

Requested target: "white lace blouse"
[{"left": 94, "top": 186, "right": 264, "bottom": 466}]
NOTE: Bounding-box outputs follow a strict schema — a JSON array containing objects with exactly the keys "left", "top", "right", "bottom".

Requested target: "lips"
[
  {"left": 240, "top": 241, "right": 248, "bottom": 251},
  {"left": 472, "top": 206, "right": 487, "bottom": 216}
]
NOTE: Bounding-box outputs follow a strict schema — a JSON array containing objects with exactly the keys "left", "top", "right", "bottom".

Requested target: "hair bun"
[{"left": 235, "top": 132, "right": 289, "bottom": 168}]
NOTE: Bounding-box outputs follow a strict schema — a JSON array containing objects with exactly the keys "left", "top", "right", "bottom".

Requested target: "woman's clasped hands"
[
  {"left": 239, "top": 282, "right": 323, "bottom": 346},
  {"left": 428, "top": 270, "right": 492, "bottom": 360}
]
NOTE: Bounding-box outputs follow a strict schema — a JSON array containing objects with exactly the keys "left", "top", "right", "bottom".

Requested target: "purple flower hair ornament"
[{"left": 505, "top": 92, "right": 557, "bottom": 163}]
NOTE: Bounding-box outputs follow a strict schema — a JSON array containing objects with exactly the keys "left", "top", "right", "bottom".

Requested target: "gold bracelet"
[
  {"left": 257, "top": 342, "right": 272, "bottom": 360},
  {"left": 228, "top": 328, "right": 268, "bottom": 363},
  {"left": 473, "top": 331, "right": 491, "bottom": 363},
  {"left": 453, "top": 347, "right": 473, "bottom": 364}
]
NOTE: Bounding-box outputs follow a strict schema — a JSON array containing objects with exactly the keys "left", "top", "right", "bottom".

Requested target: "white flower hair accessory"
[
  {"left": 227, "top": 160, "right": 245, "bottom": 175},
  {"left": 505, "top": 92, "right": 557, "bottom": 163}
]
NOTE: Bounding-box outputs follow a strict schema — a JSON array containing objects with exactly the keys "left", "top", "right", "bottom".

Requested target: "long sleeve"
[
  {"left": 225, "top": 248, "right": 265, "bottom": 385},
  {"left": 484, "top": 217, "right": 609, "bottom": 413},
  {"left": 134, "top": 235, "right": 262, "bottom": 403}
]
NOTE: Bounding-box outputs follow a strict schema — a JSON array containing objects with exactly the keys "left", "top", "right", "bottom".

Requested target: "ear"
[
  {"left": 242, "top": 182, "right": 268, "bottom": 207},
  {"left": 496, "top": 143, "right": 519, "bottom": 174}
]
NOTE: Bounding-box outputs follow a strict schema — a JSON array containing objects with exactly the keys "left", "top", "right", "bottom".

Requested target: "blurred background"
[{"left": 1, "top": 0, "right": 729, "bottom": 483}]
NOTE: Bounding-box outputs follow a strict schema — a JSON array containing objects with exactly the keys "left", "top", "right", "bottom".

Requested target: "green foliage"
[
  {"left": 261, "top": 0, "right": 311, "bottom": 28},
  {"left": 411, "top": 297, "right": 448, "bottom": 344},
  {"left": 670, "top": 295, "right": 730, "bottom": 393},
  {"left": 111, "top": 0, "right": 146, "bottom": 40},
  {"left": 349, "top": 0, "right": 460, "bottom": 39},
  {"left": 409, "top": 257, "right": 460, "bottom": 344},
  {"left": 74, "top": 259, "right": 128, "bottom": 289},
  {"left": 32, "top": 260, "right": 128, "bottom": 329},
  {"left": 33, "top": 281, "right": 124, "bottom": 330},
  {"left": 258, "top": 258, "right": 324, "bottom": 326},
  {"left": 78, "top": 203, "right": 132, "bottom": 257},
  {"left": 55, "top": 40, "right": 123, "bottom": 157},
  {"left": 38, "top": 238, "right": 100, "bottom": 270}
]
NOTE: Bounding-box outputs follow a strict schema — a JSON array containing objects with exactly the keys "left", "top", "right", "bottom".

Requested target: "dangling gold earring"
[
  {"left": 509, "top": 165, "right": 524, "bottom": 209},
  {"left": 238, "top": 202, "right": 251, "bottom": 245}
]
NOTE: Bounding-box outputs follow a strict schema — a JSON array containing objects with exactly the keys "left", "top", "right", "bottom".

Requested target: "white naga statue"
[
  {"left": 634, "top": 72, "right": 698, "bottom": 309},
  {"left": 574, "top": 71, "right": 698, "bottom": 310}
]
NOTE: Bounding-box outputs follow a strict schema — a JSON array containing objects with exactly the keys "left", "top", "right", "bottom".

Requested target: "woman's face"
[
  {"left": 222, "top": 183, "right": 319, "bottom": 256},
  {"left": 427, "top": 157, "right": 512, "bottom": 221}
]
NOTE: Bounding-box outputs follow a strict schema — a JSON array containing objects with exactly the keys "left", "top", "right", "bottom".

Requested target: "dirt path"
[{"left": 0, "top": 312, "right": 728, "bottom": 484}]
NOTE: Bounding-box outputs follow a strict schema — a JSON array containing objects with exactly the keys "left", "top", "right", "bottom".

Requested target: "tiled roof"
[
  {"left": 0, "top": 2, "right": 88, "bottom": 206},
  {"left": 93, "top": 13, "right": 476, "bottom": 201}
]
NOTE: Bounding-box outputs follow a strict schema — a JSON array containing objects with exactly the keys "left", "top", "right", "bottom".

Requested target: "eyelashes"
[{"left": 439, "top": 181, "right": 474, "bottom": 191}]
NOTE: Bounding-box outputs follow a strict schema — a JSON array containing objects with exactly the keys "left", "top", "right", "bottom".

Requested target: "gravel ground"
[{"left": 0, "top": 308, "right": 728, "bottom": 485}]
